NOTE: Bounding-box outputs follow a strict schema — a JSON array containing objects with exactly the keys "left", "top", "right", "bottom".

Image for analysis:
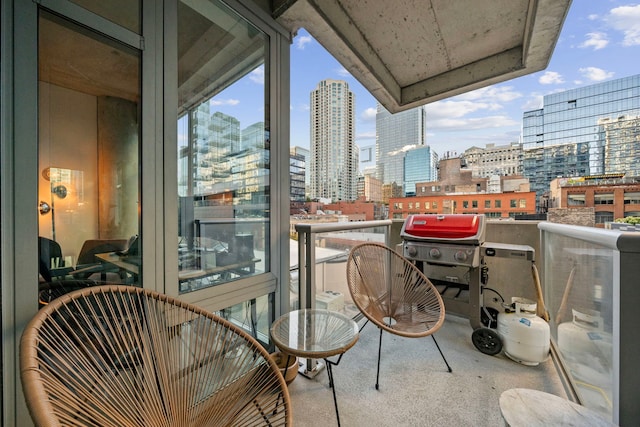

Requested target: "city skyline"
[{"left": 290, "top": 1, "right": 640, "bottom": 156}]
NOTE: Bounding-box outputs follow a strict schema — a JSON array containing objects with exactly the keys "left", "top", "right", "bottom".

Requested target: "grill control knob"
[
  {"left": 429, "top": 248, "right": 441, "bottom": 259},
  {"left": 454, "top": 250, "right": 468, "bottom": 262},
  {"left": 407, "top": 246, "right": 417, "bottom": 257}
]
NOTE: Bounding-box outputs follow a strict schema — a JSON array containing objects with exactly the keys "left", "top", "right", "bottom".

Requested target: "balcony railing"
[
  {"left": 291, "top": 217, "right": 640, "bottom": 425},
  {"left": 539, "top": 221, "right": 640, "bottom": 425},
  {"left": 293, "top": 220, "right": 392, "bottom": 312},
  {"left": 292, "top": 220, "right": 391, "bottom": 376}
]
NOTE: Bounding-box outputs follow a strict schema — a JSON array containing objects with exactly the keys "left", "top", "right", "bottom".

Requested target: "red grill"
[{"left": 401, "top": 214, "right": 486, "bottom": 267}]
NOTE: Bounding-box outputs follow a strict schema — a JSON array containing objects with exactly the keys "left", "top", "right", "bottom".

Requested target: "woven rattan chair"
[
  {"left": 20, "top": 285, "right": 292, "bottom": 426},
  {"left": 346, "top": 242, "right": 452, "bottom": 389}
]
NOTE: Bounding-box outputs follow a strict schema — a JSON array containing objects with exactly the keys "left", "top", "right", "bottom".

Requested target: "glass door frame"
[
  {"left": 8, "top": 1, "right": 149, "bottom": 425},
  {"left": 162, "top": 0, "right": 292, "bottom": 320},
  {"left": 5, "top": 1, "right": 291, "bottom": 424}
]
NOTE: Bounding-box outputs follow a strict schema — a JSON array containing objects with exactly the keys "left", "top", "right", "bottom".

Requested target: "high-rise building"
[
  {"left": 404, "top": 145, "right": 437, "bottom": 196},
  {"left": 179, "top": 106, "right": 240, "bottom": 196},
  {"left": 359, "top": 144, "right": 375, "bottom": 172},
  {"left": 310, "top": 79, "right": 358, "bottom": 201},
  {"left": 463, "top": 142, "right": 523, "bottom": 178},
  {"left": 290, "top": 147, "right": 306, "bottom": 203},
  {"left": 291, "top": 146, "right": 310, "bottom": 199},
  {"left": 376, "top": 104, "right": 427, "bottom": 194},
  {"left": 357, "top": 168, "right": 383, "bottom": 202},
  {"left": 522, "top": 74, "right": 640, "bottom": 200}
]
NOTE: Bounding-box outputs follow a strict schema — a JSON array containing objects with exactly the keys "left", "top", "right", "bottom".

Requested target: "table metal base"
[{"left": 299, "top": 358, "right": 325, "bottom": 379}]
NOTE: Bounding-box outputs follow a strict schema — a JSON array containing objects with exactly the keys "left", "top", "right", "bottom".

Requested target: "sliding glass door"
[{"left": 37, "top": 10, "right": 141, "bottom": 298}]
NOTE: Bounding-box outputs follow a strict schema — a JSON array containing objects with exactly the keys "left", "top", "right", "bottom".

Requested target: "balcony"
[{"left": 288, "top": 218, "right": 640, "bottom": 425}]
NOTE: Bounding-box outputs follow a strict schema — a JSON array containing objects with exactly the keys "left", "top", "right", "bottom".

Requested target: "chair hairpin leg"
[
  {"left": 431, "top": 335, "right": 452, "bottom": 373},
  {"left": 325, "top": 353, "right": 347, "bottom": 427},
  {"left": 375, "top": 327, "right": 383, "bottom": 390},
  {"left": 358, "top": 318, "right": 370, "bottom": 333}
]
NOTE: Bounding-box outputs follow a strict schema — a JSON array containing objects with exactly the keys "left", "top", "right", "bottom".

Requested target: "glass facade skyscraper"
[
  {"left": 522, "top": 74, "right": 640, "bottom": 199},
  {"left": 404, "top": 145, "right": 437, "bottom": 196},
  {"left": 376, "top": 104, "right": 427, "bottom": 194}
]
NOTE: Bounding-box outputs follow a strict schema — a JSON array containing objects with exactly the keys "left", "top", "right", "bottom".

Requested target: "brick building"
[
  {"left": 323, "top": 200, "right": 385, "bottom": 221},
  {"left": 390, "top": 156, "right": 536, "bottom": 219},
  {"left": 415, "top": 157, "right": 486, "bottom": 196},
  {"left": 388, "top": 191, "right": 537, "bottom": 219},
  {"left": 549, "top": 175, "right": 640, "bottom": 226}
]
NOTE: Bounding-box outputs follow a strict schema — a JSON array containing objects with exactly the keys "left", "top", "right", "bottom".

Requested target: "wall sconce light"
[{"left": 52, "top": 184, "right": 68, "bottom": 199}]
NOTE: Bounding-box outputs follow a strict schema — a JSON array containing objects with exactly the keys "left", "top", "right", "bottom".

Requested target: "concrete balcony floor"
[{"left": 287, "top": 313, "right": 565, "bottom": 426}]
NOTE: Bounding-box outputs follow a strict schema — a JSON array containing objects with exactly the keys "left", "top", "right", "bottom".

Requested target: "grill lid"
[{"left": 401, "top": 214, "right": 486, "bottom": 242}]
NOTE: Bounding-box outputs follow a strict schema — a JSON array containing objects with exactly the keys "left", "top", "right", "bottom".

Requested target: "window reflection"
[
  {"left": 38, "top": 11, "right": 141, "bottom": 300},
  {"left": 176, "top": 0, "right": 269, "bottom": 294},
  {"left": 68, "top": 0, "right": 141, "bottom": 33}
]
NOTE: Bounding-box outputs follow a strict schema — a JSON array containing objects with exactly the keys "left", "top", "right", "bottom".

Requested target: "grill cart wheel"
[{"left": 472, "top": 327, "right": 503, "bottom": 356}]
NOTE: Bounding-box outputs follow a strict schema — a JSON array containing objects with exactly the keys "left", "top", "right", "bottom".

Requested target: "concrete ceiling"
[{"left": 273, "top": 0, "right": 572, "bottom": 113}]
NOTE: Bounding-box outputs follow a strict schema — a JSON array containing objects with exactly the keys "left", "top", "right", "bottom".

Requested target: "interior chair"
[
  {"left": 38, "top": 236, "right": 67, "bottom": 282},
  {"left": 346, "top": 242, "right": 452, "bottom": 390},
  {"left": 21, "top": 285, "right": 292, "bottom": 426},
  {"left": 71, "top": 238, "right": 128, "bottom": 282}
]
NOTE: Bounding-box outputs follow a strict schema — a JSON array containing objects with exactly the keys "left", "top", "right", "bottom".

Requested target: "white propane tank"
[
  {"left": 557, "top": 309, "right": 613, "bottom": 382},
  {"left": 497, "top": 297, "right": 550, "bottom": 366}
]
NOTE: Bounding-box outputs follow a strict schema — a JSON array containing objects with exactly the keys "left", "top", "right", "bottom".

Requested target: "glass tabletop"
[{"left": 270, "top": 309, "right": 359, "bottom": 359}]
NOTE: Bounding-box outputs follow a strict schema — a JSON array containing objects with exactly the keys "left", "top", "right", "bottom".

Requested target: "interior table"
[{"left": 270, "top": 308, "right": 359, "bottom": 427}]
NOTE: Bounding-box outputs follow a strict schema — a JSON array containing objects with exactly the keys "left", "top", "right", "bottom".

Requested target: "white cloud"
[
  {"left": 606, "top": 5, "right": 640, "bottom": 46},
  {"left": 356, "top": 131, "right": 376, "bottom": 141},
  {"left": 522, "top": 94, "right": 544, "bottom": 111},
  {"left": 424, "top": 87, "right": 524, "bottom": 132},
  {"left": 211, "top": 99, "right": 240, "bottom": 106},
  {"left": 249, "top": 65, "right": 264, "bottom": 84},
  {"left": 361, "top": 107, "right": 377, "bottom": 121},
  {"left": 337, "top": 67, "right": 351, "bottom": 77},
  {"left": 455, "top": 85, "right": 522, "bottom": 103},
  {"left": 425, "top": 100, "right": 502, "bottom": 119},
  {"left": 588, "top": 14, "right": 599, "bottom": 21},
  {"left": 294, "top": 35, "right": 313, "bottom": 49},
  {"left": 579, "top": 32, "right": 609, "bottom": 50},
  {"left": 538, "top": 71, "right": 564, "bottom": 85},
  {"left": 579, "top": 67, "right": 614, "bottom": 82},
  {"left": 426, "top": 114, "right": 518, "bottom": 131}
]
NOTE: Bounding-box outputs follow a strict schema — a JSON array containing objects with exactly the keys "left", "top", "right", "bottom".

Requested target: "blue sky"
[{"left": 289, "top": 0, "right": 640, "bottom": 158}]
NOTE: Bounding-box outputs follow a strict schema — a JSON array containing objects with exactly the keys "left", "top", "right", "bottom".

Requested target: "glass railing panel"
[
  {"left": 292, "top": 220, "right": 392, "bottom": 318},
  {"left": 539, "top": 222, "right": 640, "bottom": 424},
  {"left": 542, "top": 229, "right": 614, "bottom": 420}
]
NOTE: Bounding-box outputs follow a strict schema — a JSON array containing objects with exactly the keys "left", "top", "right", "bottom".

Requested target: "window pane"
[
  {"left": 595, "top": 211, "right": 613, "bottom": 224},
  {"left": 568, "top": 193, "right": 586, "bottom": 206},
  {"left": 38, "top": 11, "right": 141, "bottom": 298},
  {"left": 594, "top": 193, "right": 614, "bottom": 205},
  {"left": 624, "top": 192, "right": 640, "bottom": 204},
  {"left": 177, "top": 0, "right": 269, "bottom": 294}
]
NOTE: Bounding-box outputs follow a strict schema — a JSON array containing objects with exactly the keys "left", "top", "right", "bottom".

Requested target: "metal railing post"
[{"left": 293, "top": 220, "right": 392, "bottom": 377}]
